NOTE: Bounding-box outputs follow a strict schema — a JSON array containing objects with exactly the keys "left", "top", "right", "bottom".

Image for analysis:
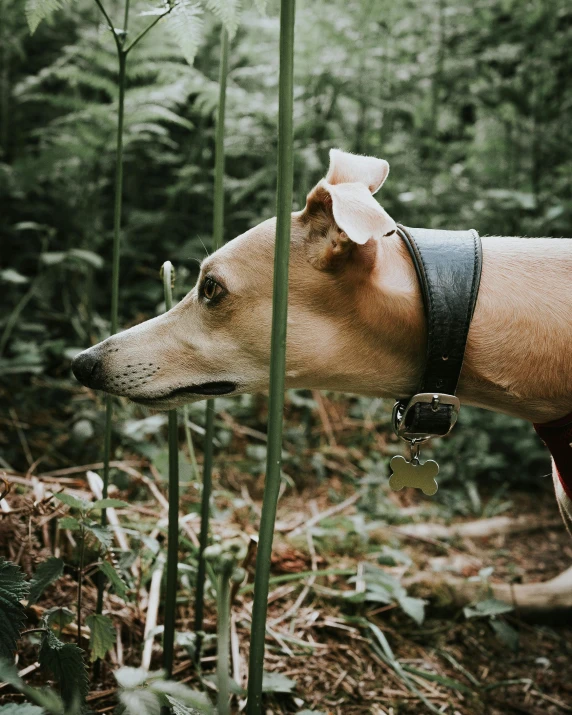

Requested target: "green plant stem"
[
  {"left": 124, "top": 9, "right": 171, "bottom": 54},
  {"left": 217, "top": 562, "right": 232, "bottom": 715},
  {"left": 194, "top": 26, "right": 229, "bottom": 665},
  {"left": 77, "top": 524, "right": 86, "bottom": 647},
  {"left": 162, "top": 261, "right": 179, "bottom": 678},
  {"left": 95, "top": 0, "right": 128, "bottom": 632},
  {"left": 194, "top": 402, "right": 214, "bottom": 664},
  {"left": 183, "top": 406, "right": 199, "bottom": 481},
  {"left": 246, "top": 1, "right": 296, "bottom": 712}
]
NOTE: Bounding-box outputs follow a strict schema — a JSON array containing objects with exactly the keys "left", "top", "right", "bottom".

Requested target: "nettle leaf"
[
  {"left": 86, "top": 614, "right": 116, "bottom": 662},
  {"left": 58, "top": 517, "right": 80, "bottom": 531},
  {"left": 116, "top": 668, "right": 213, "bottom": 715},
  {"left": 39, "top": 629, "right": 88, "bottom": 708},
  {"left": 43, "top": 607, "right": 75, "bottom": 632},
  {"left": 0, "top": 704, "right": 45, "bottom": 715},
  {"left": 464, "top": 598, "right": 513, "bottom": 619},
  {"left": 84, "top": 521, "right": 113, "bottom": 549},
  {"left": 262, "top": 671, "right": 296, "bottom": 693},
  {"left": 91, "top": 498, "right": 129, "bottom": 510},
  {"left": 99, "top": 561, "right": 127, "bottom": 599},
  {"left": 166, "top": 696, "right": 204, "bottom": 715},
  {"left": 28, "top": 557, "right": 64, "bottom": 606},
  {"left": 166, "top": 1, "right": 204, "bottom": 66},
  {"left": 0, "top": 559, "right": 29, "bottom": 660},
  {"left": 0, "top": 659, "right": 64, "bottom": 714},
  {"left": 54, "top": 493, "right": 89, "bottom": 511},
  {"left": 205, "top": 0, "right": 241, "bottom": 39},
  {"left": 25, "top": 0, "right": 75, "bottom": 34}
]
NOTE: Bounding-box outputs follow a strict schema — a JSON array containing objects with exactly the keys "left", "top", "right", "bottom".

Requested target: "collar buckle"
[{"left": 392, "top": 393, "right": 461, "bottom": 441}]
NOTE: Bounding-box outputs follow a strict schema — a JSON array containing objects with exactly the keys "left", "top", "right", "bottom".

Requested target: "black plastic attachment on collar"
[{"left": 393, "top": 224, "right": 483, "bottom": 440}]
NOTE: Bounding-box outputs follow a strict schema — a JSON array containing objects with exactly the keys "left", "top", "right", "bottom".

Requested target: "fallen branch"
[
  {"left": 395, "top": 515, "right": 563, "bottom": 541},
  {"left": 407, "top": 565, "right": 572, "bottom": 617}
]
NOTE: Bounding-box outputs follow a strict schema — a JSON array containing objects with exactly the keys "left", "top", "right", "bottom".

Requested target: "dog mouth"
[{"left": 132, "top": 381, "right": 237, "bottom": 404}]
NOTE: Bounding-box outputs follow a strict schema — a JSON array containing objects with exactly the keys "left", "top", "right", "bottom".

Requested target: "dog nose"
[{"left": 72, "top": 348, "right": 101, "bottom": 388}]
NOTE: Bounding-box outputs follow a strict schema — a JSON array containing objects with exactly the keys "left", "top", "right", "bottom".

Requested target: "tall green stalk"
[
  {"left": 95, "top": 0, "right": 129, "bottom": 623},
  {"left": 246, "top": 1, "right": 296, "bottom": 712},
  {"left": 162, "top": 260, "right": 179, "bottom": 678},
  {"left": 194, "top": 25, "right": 229, "bottom": 662},
  {"left": 92, "top": 0, "right": 173, "bottom": 622},
  {"left": 216, "top": 558, "right": 233, "bottom": 715}
]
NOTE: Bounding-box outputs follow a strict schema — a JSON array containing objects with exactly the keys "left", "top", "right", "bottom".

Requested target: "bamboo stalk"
[
  {"left": 194, "top": 25, "right": 230, "bottom": 663},
  {"left": 161, "top": 260, "right": 179, "bottom": 678},
  {"left": 246, "top": 1, "right": 296, "bottom": 711}
]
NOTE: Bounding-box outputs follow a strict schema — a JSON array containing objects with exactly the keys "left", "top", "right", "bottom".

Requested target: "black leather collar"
[{"left": 393, "top": 224, "right": 483, "bottom": 440}]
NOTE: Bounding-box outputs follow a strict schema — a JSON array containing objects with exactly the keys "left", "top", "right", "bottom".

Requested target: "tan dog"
[{"left": 72, "top": 150, "right": 572, "bottom": 525}]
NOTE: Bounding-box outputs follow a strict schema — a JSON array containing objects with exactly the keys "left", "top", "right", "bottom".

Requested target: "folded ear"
[
  {"left": 326, "top": 148, "right": 390, "bottom": 194},
  {"left": 303, "top": 150, "right": 396, "bottom": 269}
]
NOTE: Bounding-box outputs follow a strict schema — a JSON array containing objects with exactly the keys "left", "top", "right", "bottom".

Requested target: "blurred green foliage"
[{"left": 1, "top": 0, "right": 565, "bottom": 497}]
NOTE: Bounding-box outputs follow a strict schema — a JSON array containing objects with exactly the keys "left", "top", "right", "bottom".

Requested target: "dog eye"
[{"left": 202, "top": 277, "right": 224, "bottom": 302}]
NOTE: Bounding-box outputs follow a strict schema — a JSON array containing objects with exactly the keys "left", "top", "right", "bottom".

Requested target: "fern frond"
[
  {"left": 206, "top": 0, "right": 241, "bottom": 39},
  {"left": 165, "top": 1, "right": 204, "bottom": 67},
  {"left": 25, "top": 0, "right": 75, "bottom": 34}
]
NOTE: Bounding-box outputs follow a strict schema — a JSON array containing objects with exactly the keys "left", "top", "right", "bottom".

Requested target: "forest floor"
[{"left": 2, "top": 459, "right": 572, "bottom": 715}]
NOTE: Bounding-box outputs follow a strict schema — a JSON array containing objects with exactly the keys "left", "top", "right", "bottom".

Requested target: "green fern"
[
  {"left": 25, "top": 0, "right": 75, "bottom": 34},
  {"left": 206, "top": 0, "right": 241, "bottom": 39},
  {"left": 165, "top": 0, "right": 204, "bottom": 66}
]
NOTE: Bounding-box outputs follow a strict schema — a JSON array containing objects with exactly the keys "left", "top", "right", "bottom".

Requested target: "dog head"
[{"left": 72, "top": 149, "right": 420, "bottom": 409}]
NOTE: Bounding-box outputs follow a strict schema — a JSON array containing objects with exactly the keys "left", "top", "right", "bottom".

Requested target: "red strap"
[{"left": 533, "top": 411, "right": 572, "bottom": 500}]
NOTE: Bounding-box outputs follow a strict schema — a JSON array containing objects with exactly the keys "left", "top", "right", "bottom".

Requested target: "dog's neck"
[{"left": 354, "top": 232, "right": 572, "bottom": 423}]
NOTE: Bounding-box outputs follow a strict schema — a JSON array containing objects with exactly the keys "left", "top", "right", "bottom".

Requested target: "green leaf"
[
  {"left": 0, "top": 659, "right": 64, "bottom": 714},
  {"left": 165, "top": 696, "right": 206, "bottom": 715},
  {"left": 166, "top": 1, "right": 204, "bottom": 66},
  {"left": 397, "top": 595, "right": 426, "bottom": 625},
  {"left": 58, "top": 517, "right": 80, "bottom": 531},
  {"left": 464, "top": 598, "right": 513, "bottom": 619},
  {"left": 54, "top": 493, "right": 89, "bottom": 511},
  {"left": 43, "top": 607, "right": 74, "bottom": 632},
  {"left": 85, "top": 614, "right": 116, "bottom": 662},
  {"left": 206, "top": 0, "right": 240, "bottom": 39},
  {"left": 261, "top": 671, "right": 296, "bottom": 693},
  {"left": 84, "top": 521, "right": 112, "bottom": 549},
  {"left": 99, "top": 561, "right": 127, "bottom": 599},
  {"left": 67, "top": 248, "right": 104, "bottom": 269},
  {"left": 0, "top": 559, "right": 29, "bottom": 660},
  {"left": 28, "top": 558, "right": 64, "bottom": 606},
  {"left": 25, "top": 0, "right": 74, "bottom": 34},
  {"left": 0, "top": 269, "right": 29, "bottom": 285},
  {"left": 0, "top": 705, "right": 45, "bottom": 715},
  {"left": 490, "top": 619, "right": 519, "bottom": 652},
  {"left": 38, "top": 629, "right": 88, "bottom": 708},
  {"left": 91, "top": 498, "right": 130, "bottom": 510}
]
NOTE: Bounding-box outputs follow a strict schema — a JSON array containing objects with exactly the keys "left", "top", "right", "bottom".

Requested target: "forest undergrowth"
[{"left": 1, "top": 384, "right": 571, "bottom": 715}]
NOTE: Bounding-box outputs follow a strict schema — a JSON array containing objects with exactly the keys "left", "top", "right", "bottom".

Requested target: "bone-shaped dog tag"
[{"left": 389, "top": 455, "right": 439, "bottom": 496}]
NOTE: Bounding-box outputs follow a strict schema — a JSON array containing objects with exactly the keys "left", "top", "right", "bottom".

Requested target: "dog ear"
[{"left": 303, "top": 150, "right": 396, "bottom": 269}]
